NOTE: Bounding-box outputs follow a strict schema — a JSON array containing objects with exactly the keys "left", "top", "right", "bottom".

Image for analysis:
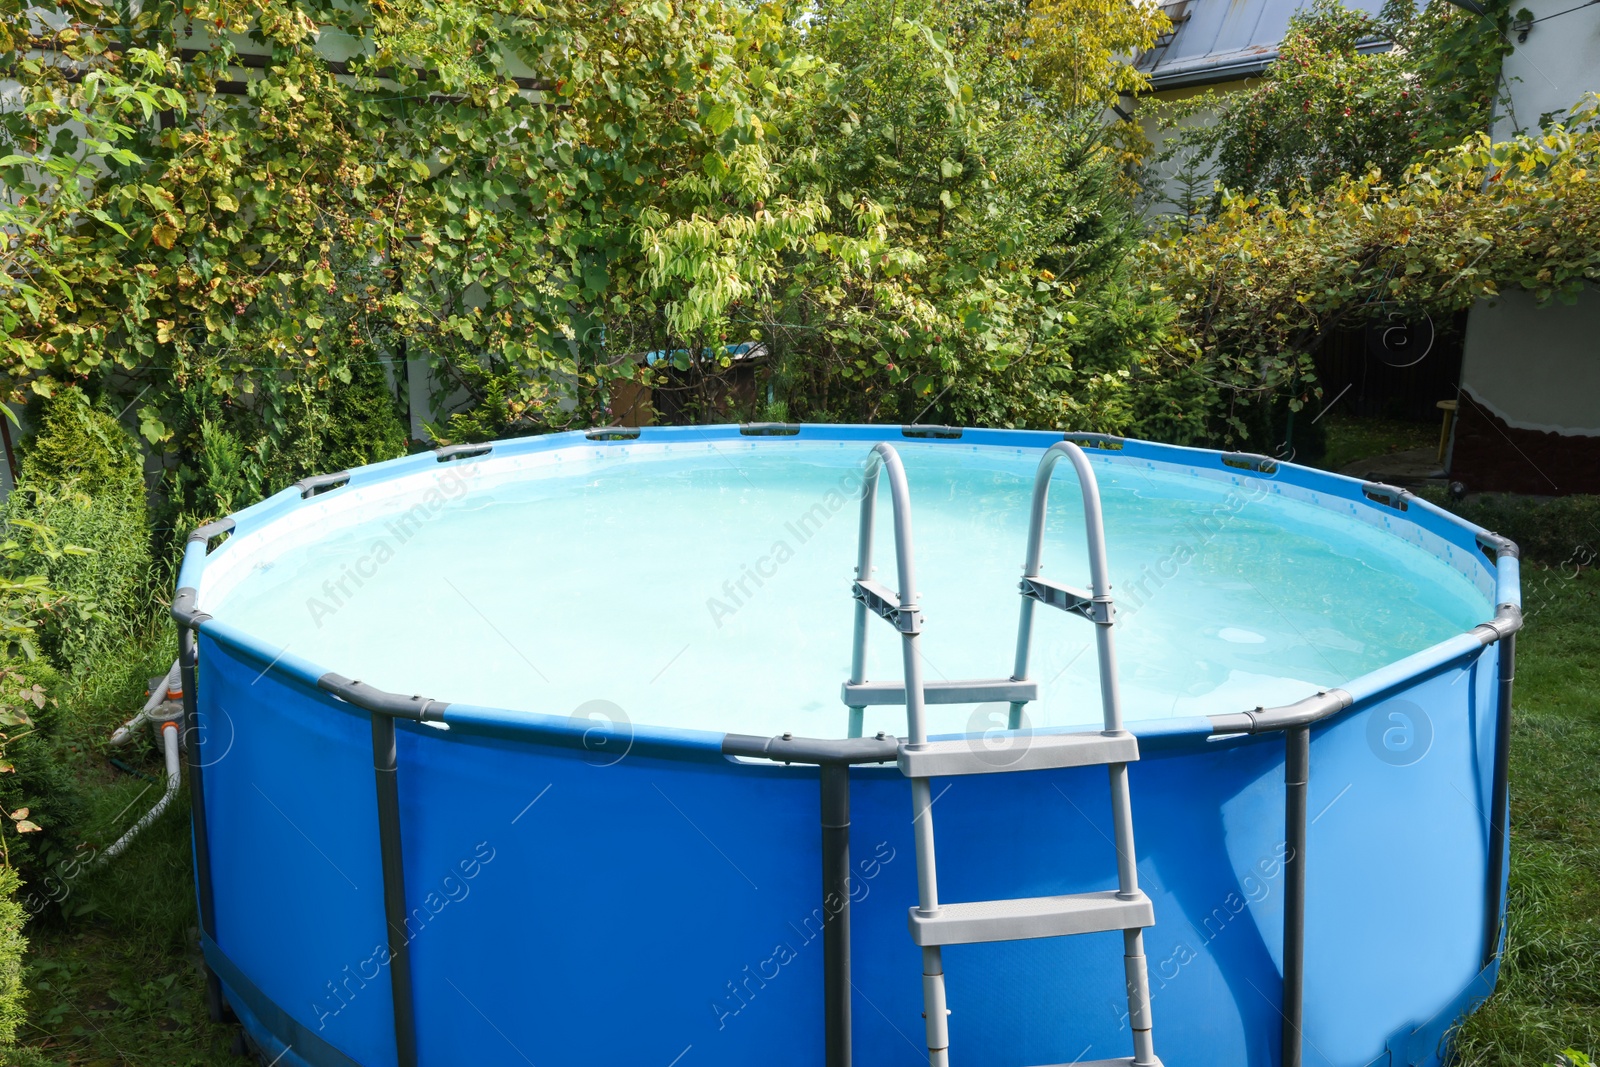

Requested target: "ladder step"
[
  {"left": 1028, "top": 1058, "right": 1164, "bottom": 1067},
  {"left": 908, "top": 889, "right": 1154, "bottom": 946},
  {"left": 842, "top": 678, "right": 1040, "bottom": 707},
  {"left": 898, "top": 730, "right": 1138, "bottom": 778}
]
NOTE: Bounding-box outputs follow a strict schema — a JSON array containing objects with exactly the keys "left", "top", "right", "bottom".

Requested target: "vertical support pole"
[
  {"left": 820, "top": 763, "right": 852, "bottom": 1067},
  {"left": 847, "top": 454, "right": 879, "bottom": 739},
  {"left": 1483, "top": 632, "right": 1516, "bottom": 968},
  {"left": 846, "top": 595, "right": 868, "bottom": 740},
  {"left": 1282, "top": 725, "right": 1310, "bottom": 1067},
  {"left": 371, "top": 714, "right": 418, "bottom": 1067},
  {"left": 178, "top": 622, "right": 224, "bottom": 1022}
]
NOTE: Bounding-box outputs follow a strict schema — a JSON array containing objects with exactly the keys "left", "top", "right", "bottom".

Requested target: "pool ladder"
[{"left": 842, "top": 441, "right": 1160, "bottom": 1067}]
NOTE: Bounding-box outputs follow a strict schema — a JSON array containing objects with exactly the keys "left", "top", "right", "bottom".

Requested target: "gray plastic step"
[
  {"left": 907, "top": 889, "right": 1154, "bottom": 946},
  {"left": 898, "top": 730, "right": 1138, "bottom": 778},
  {"left": 1028, "top": 1058, "right": 1163, "bottom": 1067},
  {"left": 842, "top": 678, "right": 1040, "bottom": 707}
]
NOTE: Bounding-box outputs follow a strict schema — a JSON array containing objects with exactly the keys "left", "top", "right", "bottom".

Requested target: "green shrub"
[
  {"left": 321, "top": 358, "right": 410, "bottom": 473},
  {"left": 0, "top": 1044, "right": 60, "bottom": 1066},
  {"left": 0, "top": 659, "right": 86, "bottom": 894},
  {"left": 4, "top": 390, "right": 151, "bottom": 669},
  {"left": 0, "top": 865, "right": 27, "bottom": 1045},
  {"left": 162, "top": 351, "right": 410, "bottom": 545}
]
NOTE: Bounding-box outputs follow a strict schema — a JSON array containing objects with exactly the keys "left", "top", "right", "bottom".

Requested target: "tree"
[
  {"left": 1138, "top": 97, "right": 1600, "bottom": 445},
  {"left": 1, "top": 0, "right": 1185, "bottom": 506},
  {"left": 1150, "top": 0, "right": 1513, "bottom": 209},
  {"left": 0, "top": 0, "right": 852, "bottom": 516},
  {"left": 701, "top": 0, "right": 1176, "bottom": 429},
  {"left": 1025, "top": 0, "right": 1170, "bottom": 108}
]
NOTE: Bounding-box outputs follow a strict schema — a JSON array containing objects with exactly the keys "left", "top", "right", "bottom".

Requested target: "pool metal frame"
[{"left": 171, "top": 423, "right": 1524, "bottom": 1067}]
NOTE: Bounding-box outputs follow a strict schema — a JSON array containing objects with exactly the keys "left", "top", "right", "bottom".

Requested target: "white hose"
[
  {"left": 110, "top": 659, "right": 181, "bottom": 746},
  {"left": 98, "top": 722, "right": 181, "bottom": 863}
]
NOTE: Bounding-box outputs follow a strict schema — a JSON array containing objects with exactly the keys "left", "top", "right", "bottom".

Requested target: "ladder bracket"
[
  {"left": 853, "top": 579, "right": 923, "bottom": 634},
  {"left": 1020, "top": 576, "right": 1113, "bottom": 625}
]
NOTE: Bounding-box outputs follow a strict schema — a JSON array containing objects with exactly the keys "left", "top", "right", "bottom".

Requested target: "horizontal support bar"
[
  {"left": 739, "top": 422, "right": 800, "bottom": 436},
  {"left": 1476, "top": 530, "right": 1519, "bottom": 561},
  {"left": 841, "top": 678, "right": 1039, "bottom": 707},
  {"left": 852, "top": 579, "right": 922, "bottom": 634},
  {"left": 1361, "top": 481, "right": 1411, "bottom": 511},
  {"left": 899, "top": 730, "right": 1138, "bottom": 778},
  {"left": 1473, "top": 604, "right": 1523, "bottom": 643},
  {"left": 317, "top": 673, "right": 448, "bottom": 721},
  {"left": 1221, "top": 452, "right": 1280, "bottom": 474},
  {"left": 295, "top": 470, "right": 352, "bottom": 498},
  {"left": 1208, "top": 689, "right": 1352, "bottom": 736},
  {"left": 1028, "top": 1056, "right": 1164, "bottom": 1067},
  {"left": 721, "top": 733, "right": 900, "bottom": 766},
  {"left": 434, "top": 443, "right": 493, "bottom": 462},
  {"left": 1020, "top": 576, "right": 1111, "bottom": 624},
  {"left": 1061, "top": 431, "right": 1125, "bottom": 452}
]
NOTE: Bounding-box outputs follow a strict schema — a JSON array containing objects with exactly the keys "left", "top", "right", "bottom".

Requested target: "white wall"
[
  {"left": 1136, "top": 93, "right": 1229, "bottom": 222},
  {"left": 1491, "top": 0, "right": 1600, "bottom": 139},
  {"left": 1459, "top": 285, "right": 1600, "bottom": 437}
]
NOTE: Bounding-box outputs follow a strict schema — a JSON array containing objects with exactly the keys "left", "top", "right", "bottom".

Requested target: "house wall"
[
  {"left": 1491, "top": 0, "right": 1600, "bottom": 139},
  {"left": 1452, "top": 286, "right": 1600, "bottom": 494},
  {"left": 1451, "top": 0, "right": 1600, "bottom": 494},
  {"left": 1136, "top": 79, "right": 1253, "bottom": 220}
]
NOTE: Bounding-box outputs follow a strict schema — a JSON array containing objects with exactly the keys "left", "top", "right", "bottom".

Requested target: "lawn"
[
  {"left": 1315, "top": 412, "right": 1440, "bottom": 472},
  {"left": 1452, "top": 564, "right": 1600, "bottom": 1065}
]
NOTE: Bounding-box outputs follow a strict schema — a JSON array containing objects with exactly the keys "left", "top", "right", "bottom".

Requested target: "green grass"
[
  {"left": 5, "top": 621, "right": 239, "bottom": 1066},
  {"left": 1415, "top": 488, "right": 1600, "bottom": 568},
  {"left": 1316, "top": 411, "right": 1438, "bottom": 471},
  {"left": 1454, "top": 565, "right": 1600, "bottom": 1065}
]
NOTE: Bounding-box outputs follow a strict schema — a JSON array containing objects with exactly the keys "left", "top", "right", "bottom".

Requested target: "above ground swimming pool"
[{"left": 172, "top": 424, "right": 1521, "bottom": 1067}]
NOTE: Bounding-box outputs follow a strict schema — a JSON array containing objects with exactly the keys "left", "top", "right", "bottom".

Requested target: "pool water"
[{"left": 208, "top": 439, "right": 1491, "bottom": 738}]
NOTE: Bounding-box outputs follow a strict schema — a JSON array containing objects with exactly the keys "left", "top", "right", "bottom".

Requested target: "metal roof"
[{"left": 1136, "top": 0, "right": 1392, "bottom": 90}]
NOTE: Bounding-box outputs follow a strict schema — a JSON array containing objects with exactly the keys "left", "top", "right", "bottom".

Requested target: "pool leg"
[
  {"left": 1483, "top": 632, "right": 1515, "bottom": 968},
  {"left": 178, "top": 623, "right": 225, "bottom": 1023},
  {"left": 1282, "top": 725, "right": 1310, "bottom": 1067},
  {"left": 821, "top": 763, "right": 852, "bottom": 1067},
  {"left": 372, "top": 714, "right": 418, "bottom": 1067}
]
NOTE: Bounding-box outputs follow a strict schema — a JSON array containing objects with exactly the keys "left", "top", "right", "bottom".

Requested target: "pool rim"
[{"left": 173, "top": 422, "right": 1522, "bottom": 747}]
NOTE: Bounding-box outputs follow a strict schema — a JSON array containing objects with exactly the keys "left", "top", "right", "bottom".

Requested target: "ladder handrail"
[
  {"left": 857, "top": 442, "right": 922, "bottom": 620},
  {"left": 1012, "top": 441, "right": 1127, "bottom": 736},
  {"left": 847, "top": 443, "right": 931, "bottom": 746},
  {"left": 1023, "top": 441, "right": 1114, "bottom": 597}
]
